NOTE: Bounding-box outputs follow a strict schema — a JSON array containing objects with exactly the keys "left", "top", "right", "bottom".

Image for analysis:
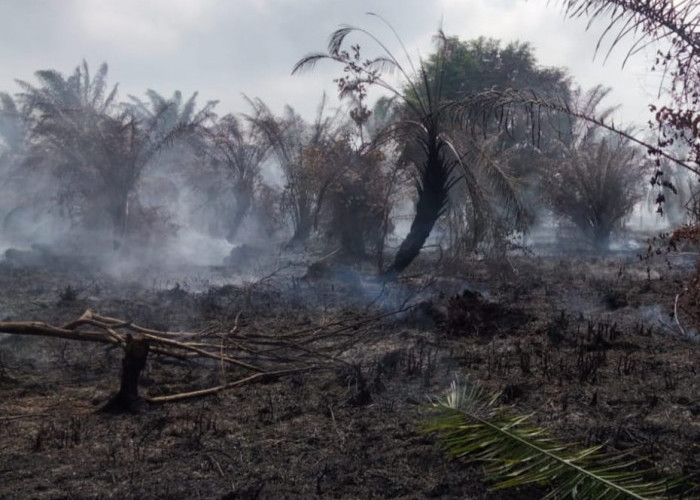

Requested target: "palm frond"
[
  {"left": 103, "top": 84, "right": 119, "bottom": 111},
  {"left": 291, "top": 53, "right": 333, "bottom": 74},
  {"left": 444, "top": 88, "right": 698, "bottom": 174},
  {"left": 555, "top": 0, "right": 700, "bottom": 52},
  {"left": 443, "top": 137, "right": 490, "bottom": 242},
  {"left": 467, "top": 135, "right": 530, "bottom": 229},
  {"left": 33, "top": 70, "right": 67, "bottom": 101},
  {"left": 91, "top": 62, "right": 109, "bottom": 110},
  {"left": 328, "top": 26, "right": 355, "bottom": 55},
  {"left": 145, "top": 89, "right": 168, "bottom": 113},
  {"left": 81, "top": 60, "right": 90, "bottom": 106},
  {"left": 366, "top": 13, "right": 418, "bottom": 72},
  {"left": 365, "top": 56, "right": 398, "bottom": 75},
  {"left": 424, "top": 378, "right": 687, "bottom": 499},
  {"left": 180, "top": 91, "right": 198, "bottom": 124},
  {"left": 0, "top": 92, "right": 18, "bottom": 115},
  {"left": 552, "top": 0, "right": 700, "bottom": 93}
]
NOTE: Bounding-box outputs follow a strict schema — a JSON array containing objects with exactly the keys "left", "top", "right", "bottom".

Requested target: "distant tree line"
[{"left": 0, "top": 29, "right": 684, "bottom": 274}]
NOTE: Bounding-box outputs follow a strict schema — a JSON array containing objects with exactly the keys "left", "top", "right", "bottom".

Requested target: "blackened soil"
[{"left": 0, "top": 250, "right": 698, "bottom": 499}]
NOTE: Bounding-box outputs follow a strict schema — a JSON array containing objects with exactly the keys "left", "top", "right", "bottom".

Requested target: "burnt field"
[{"left": 0, "top": 242, "right": 698, "bottom": 499}]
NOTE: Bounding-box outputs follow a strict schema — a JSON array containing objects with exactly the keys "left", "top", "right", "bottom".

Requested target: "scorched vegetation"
[{"left": 0, "top": 3, "right": 699, "bottom": 499}]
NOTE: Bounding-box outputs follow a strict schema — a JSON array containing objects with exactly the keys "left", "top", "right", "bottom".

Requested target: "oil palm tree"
[
  {"left": 126, "top": 89, "right": 217, "bottom": 137},
  {"left": 293, "top": 17, "right": 525, "bottom": 278},
  {"left": 18, "top": 61, "right": 204, "bottom": 248},
  {"left": 545, "top": 133, "right": 646, "bottom": 251},
  {"left": 247, "top": 96, "right": 349, "bottom": 247},
  {"left": 17, "top": 61, "right": 122, "bottom": 234},
  {"left": 202, "top": 113, "right": 269, "bottom": 242},
  {"left": 541, "top": 85, "right": 647, "bottom": 251}
]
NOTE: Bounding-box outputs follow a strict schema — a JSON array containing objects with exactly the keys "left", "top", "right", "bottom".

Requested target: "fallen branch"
[
  {"left": 0, "top": 321, "right": 118, "bottom": 345},
  {"left": 146, "top": 366, "right": 319, "bottom": 404},
  {"left": 0, "top": 412, "right": 51, "bottom": 421},
  {"left": 0, "top": 305, "right": 402, "bottom": 408}
]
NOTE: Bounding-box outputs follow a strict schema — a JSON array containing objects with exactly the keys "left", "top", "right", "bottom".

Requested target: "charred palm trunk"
[
  {"left": 226, "top": 192, "right": 252, "bottom": 243},
  {"left": 383, "top": 133, "right": 455, "bottom": 280},
  {"left": 110, "top": 193, "right": 129, "bottom": 250},
  {"left": 592, "top": 224, "right": 611, "bottom": 252},
  {"left": 290, "top": 219, "right": 313, "bottom": 246},
  {"left": 339, "top": 213, "right": 367, "bottom": 260},
  {"left": 288, "top": 203, "right": 314, "bottom": 247}
]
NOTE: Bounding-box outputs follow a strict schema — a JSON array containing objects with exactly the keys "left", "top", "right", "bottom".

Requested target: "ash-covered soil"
[{"left": 0, "top": 245, "right": 698, "bottom": 499}]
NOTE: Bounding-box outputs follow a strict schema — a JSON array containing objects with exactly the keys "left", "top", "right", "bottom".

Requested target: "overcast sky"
[{"left": 0, "top": 0, "right": 666, "bottom": 128}]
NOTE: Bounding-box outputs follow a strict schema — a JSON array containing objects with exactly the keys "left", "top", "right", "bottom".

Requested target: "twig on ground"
[
  {"left": 0, "top": 413, "right": 50, "bottom": 421},
  {"left": 674, "top": 292, "right": 687, "bottom": 337},
  {"left": 146, "top": 367, "right": 319, "bottom": 404}
]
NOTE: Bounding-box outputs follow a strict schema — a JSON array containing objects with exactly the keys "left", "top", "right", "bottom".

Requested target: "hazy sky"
[{"left": 0, "top": 0, "right": 666, "bottom": 127}]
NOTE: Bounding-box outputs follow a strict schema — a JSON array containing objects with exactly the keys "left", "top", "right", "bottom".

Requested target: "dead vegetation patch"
[{"left": 0, "top": 253, "right": 698, "bottom": 498}]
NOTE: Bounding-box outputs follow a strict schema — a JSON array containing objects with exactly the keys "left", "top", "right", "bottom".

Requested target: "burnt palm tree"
[
  {"left": 247, "top": 96, "right": 349, "bottom": 247},
  {"left": 294, "top": 19, "right": 524, "bottom": 278},
  {"left": 202, "top": 113, "right": 269, "bottom": 242},
  {"left": 18, "top": 60, "right": 118, "bottom": 115},
  {"left": 0, "top": 92, "right": 28, "bottom": 161},
  {"left": 17, "top": 61, "right": 121, "bottom": 233},
  {"left": 126, "top": 89, "right": 217, "bottom": 137},
  {"left": 18, "top": 61, "right": 204, "bottom": 248},
  {"left": 542, "top": 85, "right": 647, "bottom": 251}
]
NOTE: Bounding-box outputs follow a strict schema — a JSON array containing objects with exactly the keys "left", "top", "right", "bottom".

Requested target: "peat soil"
[{"left": 0, "top": 243, "right": 698, "bottom": 499}]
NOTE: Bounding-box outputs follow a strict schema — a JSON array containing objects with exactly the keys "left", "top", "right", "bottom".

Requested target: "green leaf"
[{"left": 423, "top": 378, "right": 691, "bottom": 499}]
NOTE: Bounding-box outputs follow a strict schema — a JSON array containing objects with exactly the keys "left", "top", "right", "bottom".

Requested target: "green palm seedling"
[{"left": 424, "top": 378, "right": 689, "bottom": 499}]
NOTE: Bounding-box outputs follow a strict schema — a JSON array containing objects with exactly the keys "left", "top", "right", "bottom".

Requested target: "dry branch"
[
  {"left": 0, "top": 321, "right": 118, "bottom": 345},
  {"left": 146, "top": 366, "right": 319, "bottom": 404},
  {"left": 0, "top": 305, "right": 402, "bottom": 407}
]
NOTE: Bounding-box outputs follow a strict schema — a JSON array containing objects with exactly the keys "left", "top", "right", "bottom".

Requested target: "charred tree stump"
[{"left": 102, "top": 334, "right": 150, "bottom": 413}]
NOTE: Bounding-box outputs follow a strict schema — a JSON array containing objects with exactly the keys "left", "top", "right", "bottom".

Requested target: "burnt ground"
[{"left": 0, "top": 243, "right": 699, "bottom": 499}]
